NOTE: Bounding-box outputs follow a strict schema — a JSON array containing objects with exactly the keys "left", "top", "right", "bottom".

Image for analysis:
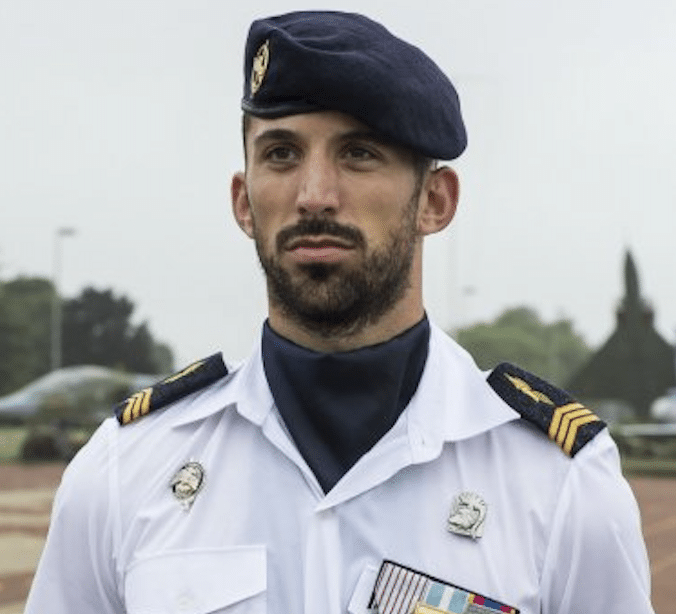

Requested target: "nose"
[{"left": 296, "top": 155, "right": 340, "bottom": 216}]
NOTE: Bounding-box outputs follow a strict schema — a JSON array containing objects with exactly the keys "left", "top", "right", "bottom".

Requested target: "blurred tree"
[
  {"left": 0, "top": 277, "right": 52, "bottom": 394},
  {"left": 454, "top": 306, "right": 592, "bottom": 387},
  {"left": 62, "top": 287, "right": 173, "bottom": 374},
  {"left": 567, "top": 251, "right": 675, "bottom": 419},
  {"left": 0, "top": 278, "right": 173, "bottom": 396},
  {"left": 151, "top": 342, "right": 175, "bottom": 374}
]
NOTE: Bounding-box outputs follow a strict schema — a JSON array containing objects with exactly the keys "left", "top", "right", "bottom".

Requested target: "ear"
[
  {"left": 231, "top": 172, "right": 255, "bottom": 239},
  {"left": 417, "top": 166, "right": 459, "bottom": 236}
]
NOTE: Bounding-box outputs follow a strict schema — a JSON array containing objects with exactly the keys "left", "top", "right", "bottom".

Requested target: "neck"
[
  {"left": 269, "top": 308, "right": 425, "bottom": 353},
  {"left": 268, "top": 276, "right": 425, "bottom": 352}
]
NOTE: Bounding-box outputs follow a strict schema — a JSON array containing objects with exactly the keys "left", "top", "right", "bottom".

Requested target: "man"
[{"left": 26, "top": 11, "right": 654, "bottom": 614}]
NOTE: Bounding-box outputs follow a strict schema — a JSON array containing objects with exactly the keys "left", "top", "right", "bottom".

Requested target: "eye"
[
  {"left": 264, "top": 144, "right": 299, "bottom": 164},
  {"left": 340, "top": 140, "right": 385, "bottom": 170},
  {"left": 344, "top": 145, "right": 377, "bottom": 162}
]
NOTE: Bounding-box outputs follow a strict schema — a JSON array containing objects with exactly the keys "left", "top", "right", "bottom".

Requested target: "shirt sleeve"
[
  {"left": 24, "top": 419, "right": 124, "bottom": 614},
  {"left": 540, "top": 430, "right": 655, "bottom": 614}
]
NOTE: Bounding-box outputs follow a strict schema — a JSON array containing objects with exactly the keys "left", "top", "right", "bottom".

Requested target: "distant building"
[{"left": 567, "top": 251, "right": 675, "bottom": 421}]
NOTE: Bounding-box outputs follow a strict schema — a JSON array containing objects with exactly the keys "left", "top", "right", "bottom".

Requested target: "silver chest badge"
[
  {"left": 447, "top": 491, "right": 487, "bottom": 539},
  {"left": 170, "top": 461, "right": 205, "bottom": 511}
]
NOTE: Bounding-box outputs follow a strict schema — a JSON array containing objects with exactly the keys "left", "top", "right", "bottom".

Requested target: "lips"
[
  {"left": 286, "top": 236, "right": 353, "bottom": 251},
  {"left": 285, "top": 235, "right": 355, "bottom": 263},
  {"left": 276, "top": 218, "right": 365, "bottom": 253}
]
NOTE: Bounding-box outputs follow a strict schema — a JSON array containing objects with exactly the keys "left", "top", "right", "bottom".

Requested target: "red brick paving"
[
  {"left": 0, "top": 572, "right": 33, "bottom": 606},
  {"left": 629, "top": 476, "right": 676, "bottom": 611},
  {"left": 0, "top": 462, "right": 66, "bottom": 490}
]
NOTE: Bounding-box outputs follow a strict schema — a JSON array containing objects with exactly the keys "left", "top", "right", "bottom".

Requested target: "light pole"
[{"left": 50, "top": 227, "right": 76, "bottom": 371}]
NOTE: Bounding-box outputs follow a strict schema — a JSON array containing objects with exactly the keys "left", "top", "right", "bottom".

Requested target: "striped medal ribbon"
[{"left": 368, "top": 560, "right": 519, "bottom": 614}]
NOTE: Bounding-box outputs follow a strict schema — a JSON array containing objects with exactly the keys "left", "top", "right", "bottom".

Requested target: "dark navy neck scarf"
[{"left": 262, "top": 316, "right": 430, "bottom": 493}]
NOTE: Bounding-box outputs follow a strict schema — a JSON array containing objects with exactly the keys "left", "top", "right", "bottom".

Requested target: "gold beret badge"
[{"left": 250, "top": 39, "right": 270, "bottom": 96}]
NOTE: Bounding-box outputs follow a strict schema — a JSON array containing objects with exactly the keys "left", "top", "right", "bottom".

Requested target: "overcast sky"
[{"left": 1, "top": 0, "right": 675, "bottom": 367}]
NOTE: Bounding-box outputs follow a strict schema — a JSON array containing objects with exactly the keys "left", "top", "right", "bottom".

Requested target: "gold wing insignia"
[
  {"left": 488, "top": 363, "right": 605, "bottom": 457},
  {"left": 161, "top": 359, "right": 206, "bottom": 384},
  {"left": 505, "top": 373, "right": 554, "bottom": 405}
]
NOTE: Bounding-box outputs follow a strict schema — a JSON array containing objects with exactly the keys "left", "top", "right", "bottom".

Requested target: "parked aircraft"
[
  {"left": 651, "top": 388, "right": 676, "bottom": 422},
  {"left": 0, "top": 365, "right": 161, "bottom": 426},
  {"left": 611, "top": 389, "right": 676, "bottom": 458},
  {"left": 0, "top": 366, "right": 164, "bottom": 460}
]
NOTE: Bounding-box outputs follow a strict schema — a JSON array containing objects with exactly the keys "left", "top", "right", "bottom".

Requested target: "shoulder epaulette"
[
  {"left": 115, "top": 353, "right": 228, "bottom": 425},
  {"left": 487, "top": 362, "right": 605, "bottom": 457}
]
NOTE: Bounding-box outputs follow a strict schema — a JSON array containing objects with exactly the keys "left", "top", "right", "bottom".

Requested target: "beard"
[{"left": 253, "top": 197, "right": 420, "bottom": 338}]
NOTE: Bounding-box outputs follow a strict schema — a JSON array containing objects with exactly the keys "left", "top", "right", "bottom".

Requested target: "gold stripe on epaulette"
[
  {"left": 161, "top": 359, "right": 206, "bottom": 385},
  {"left": 554, "top": 408, "right": 591, "bottom": 447},
  {"left": 548, "top": 402, "right": 585, "bottom": 441},
  {"left": 137, "top": 387, "right": 152, "bottom": 418},
  {"left": 548, "top": 403, "right": 598, "bottom": 454},
  {"left": 562, "top": 414, "right": 599, "bottom": 455},
  {"left": 505, "top": 374, "right": 554, "bottom": 405},
  {"left": 120, "top": 388, "right": 152, "bottom": 425},
  {"left": 120, "top": 395, "right": 135, "bottom": 425}
]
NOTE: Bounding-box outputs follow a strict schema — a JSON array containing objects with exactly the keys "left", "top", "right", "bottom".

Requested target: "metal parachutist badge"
[
  {"left": 170, "top": 461, "right": 205, "bottom": 511},
  {"left": 447, "top": 491, "right": 487, "bottom": 539}
]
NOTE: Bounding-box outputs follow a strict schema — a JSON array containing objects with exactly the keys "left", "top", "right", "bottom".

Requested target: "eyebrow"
[
  {"left": 252, "top": 127, "right": 392, "bottom": 151},
  {"left": 253, "top": 128, "right": 298, "bottom": 147}
]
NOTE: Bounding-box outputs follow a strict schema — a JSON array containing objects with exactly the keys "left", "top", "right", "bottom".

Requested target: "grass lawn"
[{"left": 0, "top": 427, "right": 27, "bottom": 462}]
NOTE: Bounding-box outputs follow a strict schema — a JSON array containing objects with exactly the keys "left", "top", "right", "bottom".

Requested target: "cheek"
[
  {"left": 246, "top": 187, "right": 276, "bottom": 229},
  {"left": 248, "top": 179, "right": 296, "bottom": 228},
  {"left": 246, "top": 198, "right": 288, "bottom": 256},
  {"left": 355, "top": 187, "right": 417, "bottom": 239}
]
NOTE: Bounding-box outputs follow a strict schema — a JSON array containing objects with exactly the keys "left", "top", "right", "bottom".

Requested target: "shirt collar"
[
  {"left": 406, "top": 323, "right": 519, "bottom": 458},
  {"left": 171, "top": 337, "right": 273, "bottom": 428},
  {"left": 172, "top": 323, "right": 518, "bottom": 446},
  {"left": 319, "top": 324, "right": 520, "bottom": 508}
]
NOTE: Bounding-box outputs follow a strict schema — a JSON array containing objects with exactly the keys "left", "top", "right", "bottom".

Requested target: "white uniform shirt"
[{"left": 25, "top": 324, "right": 654, "bottom": 614}]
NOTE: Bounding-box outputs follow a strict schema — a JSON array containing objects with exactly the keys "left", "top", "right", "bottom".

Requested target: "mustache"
[{"left": 276, "top": 217, "right": 366, "bottom": 251}]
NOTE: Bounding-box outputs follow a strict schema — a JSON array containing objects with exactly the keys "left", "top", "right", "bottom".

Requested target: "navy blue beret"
[{"left": 241, "top": 11, "right": 467, "bottom": 161}]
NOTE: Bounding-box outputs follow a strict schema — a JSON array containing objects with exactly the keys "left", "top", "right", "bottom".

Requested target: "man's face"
[{"left": 234, "top": 111, "right": 426, "bottom": 337}]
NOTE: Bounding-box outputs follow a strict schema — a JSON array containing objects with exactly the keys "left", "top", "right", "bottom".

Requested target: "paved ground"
[
  {"left": 630, "top": 475, "right": 676, "bottom": 611},
  {"left": 0, "top": 464, "right": 65, "bottom": 614},
  {"left": 1, "top": 463, "right": 674, "bottom": 613}
]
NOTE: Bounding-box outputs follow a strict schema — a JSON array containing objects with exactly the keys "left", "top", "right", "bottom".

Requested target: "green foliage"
[
  {"left": 0, "top": 277, "right": 173, "bottom": 396},
  {"left": 0, "top": 277, "right": 53, "bottom": 395},
  {"left": 62, "top": 286, "right": 173, "bottom": 374},
  {"left": 455, "top": 306, "right": 592, "bottom": 387},
  {"left": 0, "top": 427, "right": 28, "bottom": 461},
  {"left": 152, "top": 342, "right": 175, "bottom": 374}
]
